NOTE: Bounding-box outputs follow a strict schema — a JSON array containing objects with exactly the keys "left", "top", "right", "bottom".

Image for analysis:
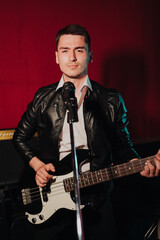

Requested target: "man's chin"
[{"left": 64, "top": 72, "right": 85, "bottom": 80}]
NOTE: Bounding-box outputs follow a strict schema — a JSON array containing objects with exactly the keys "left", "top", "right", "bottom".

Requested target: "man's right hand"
[
  {"left": 35, "top": 163, "right": 55, "bottom": 187},
  {"left": 29, "top": 156, "right": 55, "bottom": 187}
]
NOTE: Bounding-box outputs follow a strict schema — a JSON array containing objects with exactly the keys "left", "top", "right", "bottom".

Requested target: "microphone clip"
[{"left": 62, "top": 82, "right": 78, "bottom": 123}]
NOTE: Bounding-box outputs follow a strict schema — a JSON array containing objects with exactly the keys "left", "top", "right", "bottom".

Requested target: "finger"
[
  {"left": 146, "top": 160, "right": 156, "bottom": 177},
  {"left": 36, "top": 168, "right": 48, "bottom": 181},
  {"left": 140, "top": 162, "right": 149, "bottom": 176},
  {"left": 36, "top": 172, "right": 48, "bottom": 182},
  {"left": 140, "top": 170, "right": 146, "bottom": 177},
  {"left": 140, "top": 161, "right": 155, "bottom": 177},
  {"left": 45, "top": 164, "right": 55, "bottom": 179},
  {"left": 155, "top": 150, "right": 160, "bottom": 160},
  {"left": 45, "top": 163, "right": 55, "bottom": 173},
  {"left": 143, "top": 164, "right": 150, "bottom": 176},
  {"left": 38, "top": 164, "right": 54, "bottom": 178},
  {"left": 35, "top": 163, "right": 55, "bottom": 186},
  {"left": 154, "top": 158, "right": 160, "bottom": 176},
  {"left": 35, "top": 177, "right": 47, "bottom": 187}
]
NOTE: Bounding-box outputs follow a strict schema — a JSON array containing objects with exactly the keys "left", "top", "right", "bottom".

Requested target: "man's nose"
[{"left": 69, "top": 50, "right": 76, "bottom": 61}]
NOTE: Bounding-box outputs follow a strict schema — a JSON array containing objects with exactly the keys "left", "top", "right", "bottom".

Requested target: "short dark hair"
[{"left": 56, "top": 24, "right": 91, "bottom": 51}]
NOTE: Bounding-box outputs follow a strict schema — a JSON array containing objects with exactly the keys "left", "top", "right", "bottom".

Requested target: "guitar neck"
[{"left": 63, "top": 155, "right": 155, "bottom": 192}]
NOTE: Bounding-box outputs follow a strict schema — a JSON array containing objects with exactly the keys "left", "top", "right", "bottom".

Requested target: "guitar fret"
[
  {"left": 100, "top": 170, "right": 104, "bottom": 181},
  {"left": 83, "top": 173, "right": 89, "bottom": 186},
  {"left": 80, "top": 174, "right": 85, "bottom": 187},
  {"left": 96, "top": 170, "right": 104, "bottom": 183},
  {"left": 102, "top": 170, "right": 106, "bottom": 180},
  {"left": 97, "top": 171, "right": 102, "bottom": 181},
  {"left": 118, "top": 165, "right": 124, "bottom": 176},
  {"left": 117, "top": 165, "right": 121, "bottom": 177},
  {"left": 131, "top": 159, "right": 143, "bottom": 173},
  {"left": 68, "top": 178, "right": 74, "bottom": 191},
  {"left": 92, "top": 172, "right": 97, "bottom": 184},
  {"left": 106, "top": 168, "right": 113, "bottom": 179},
  {"left": 63, "top": 179, "right": 67, "bottom": 192},
  {"left": 100, "top": 169, "right": 105, "bottom": 181},
  {"left": 95, "top": 171, "right": 99, "bottom": 183},
  {"left": 128, "top": 162, "right": 133, "bottom": 172},
  {"left": 111, "top": 165, "right": 120, "bottom": 178},
  {"left": 123, "top": 163, "right": 127, "bottom": 175},
  {"left": 79, "top": 175, "right": 84, "bottom": 188},
  {"left": 88, "top": 172, "right": 94, "bottom": 185},
  {"left": 140, "top": 159, "right": 144, "bottom": 170},
  {"left": 125, "top": 162, "right": 134, "bottom": 175},
  {"left": 90, "top": 171, "right": 95, "bottom": 184},
  {"left": 72, "top": 178, "right": 74, "bottom": 190},
  {"left": 64, "top": 178, "right": 70, "bottom": 192},
  {"left": 104, "top": 169, "right": 109, "bottom": 181}
]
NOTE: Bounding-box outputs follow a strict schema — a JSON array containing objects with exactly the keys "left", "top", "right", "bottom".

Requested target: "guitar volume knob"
[
  {"left": 32, "top": 218, "right": 37, "bottom": 224},
  {"left": 39, "top": 215, "right": 44, "bottom": 220}
]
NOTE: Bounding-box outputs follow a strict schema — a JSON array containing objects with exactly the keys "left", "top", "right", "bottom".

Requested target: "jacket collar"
[{"left": 56, "top": 75, "right": 93, "bottom": 92}]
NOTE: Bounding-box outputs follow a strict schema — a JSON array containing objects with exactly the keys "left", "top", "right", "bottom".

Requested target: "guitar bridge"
[{"left": 22, "top": 188, "right": 32, "bottom": 205}]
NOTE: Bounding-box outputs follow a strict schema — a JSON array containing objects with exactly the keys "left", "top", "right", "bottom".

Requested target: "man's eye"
[
  {"left": 62, "top": 50, "right": 67, "bottom": 53},
  {"left": 77, "top": 49, "right": 83, "bottom": 53}
]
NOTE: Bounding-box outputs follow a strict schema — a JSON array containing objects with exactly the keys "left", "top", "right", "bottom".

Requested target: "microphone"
[{"left": 62, "top": 82, "right": 78, "bottom": 123}]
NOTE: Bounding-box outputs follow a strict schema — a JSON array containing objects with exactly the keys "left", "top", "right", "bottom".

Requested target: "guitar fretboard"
[{"left": 63, "top": 156, "right": 155, "bottom": 192}]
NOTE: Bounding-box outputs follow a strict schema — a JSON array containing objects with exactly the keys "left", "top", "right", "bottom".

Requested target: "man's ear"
[
  {"left": 89, "top": 51, "right": 93, "bottom": 62},
  {"left": 55, "top": 51, "right": 59, "bottom": 64}
]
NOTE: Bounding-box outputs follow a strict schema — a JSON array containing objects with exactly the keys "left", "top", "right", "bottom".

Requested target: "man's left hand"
[{"left": 140, "top": 149, "right": 160, "bottom": 177}]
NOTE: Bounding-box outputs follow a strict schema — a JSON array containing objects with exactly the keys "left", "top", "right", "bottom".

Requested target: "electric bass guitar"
[{"left": 20, "top": 150, "right": 156, "bottom": 225}]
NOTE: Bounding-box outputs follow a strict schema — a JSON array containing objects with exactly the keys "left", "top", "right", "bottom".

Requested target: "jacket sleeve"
[
  {"left": 12, "top": 96, "right": 38, "bottom": 165},
  {"left": 112, "top": 93, "right": 140, "bottom": 164}
]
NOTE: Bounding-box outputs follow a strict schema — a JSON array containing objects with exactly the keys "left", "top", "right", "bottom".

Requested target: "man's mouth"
[{"left": 68, "top": 64, "right": 78, "bottom": 68}]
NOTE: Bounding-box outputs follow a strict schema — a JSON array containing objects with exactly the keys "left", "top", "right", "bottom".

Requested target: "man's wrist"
[{"left": 29, "top": 156, "right": 45, "bottom": 171}]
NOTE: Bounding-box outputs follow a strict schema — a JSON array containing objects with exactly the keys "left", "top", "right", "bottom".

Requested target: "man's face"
[{"left": 55, "top": 34, "right": 92, "bottom": 80}]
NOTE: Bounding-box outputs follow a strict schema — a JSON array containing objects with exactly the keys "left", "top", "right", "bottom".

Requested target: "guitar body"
[
  {"left": 19, "top": 150, "right": 90, "bottom": 224},
  {"left": 20, "top": 170, "right": 79, "bottom": 224}
]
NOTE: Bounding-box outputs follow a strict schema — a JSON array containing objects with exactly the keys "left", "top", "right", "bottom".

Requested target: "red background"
[{"left": 0, "top": 0, "right": 160, "bottom": 143}]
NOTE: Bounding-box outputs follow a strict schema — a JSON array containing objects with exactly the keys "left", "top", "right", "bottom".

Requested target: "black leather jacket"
[
  {"left": 13, "top": 80, "right": 139, "bottom": 170},
  {"left": 13, "top": 80, "right": 139, "bottom": 206}
]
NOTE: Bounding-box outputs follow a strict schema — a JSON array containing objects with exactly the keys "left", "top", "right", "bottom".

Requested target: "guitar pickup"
[{"left": 42, "top": 182, "right": 51, "bottom": 202}]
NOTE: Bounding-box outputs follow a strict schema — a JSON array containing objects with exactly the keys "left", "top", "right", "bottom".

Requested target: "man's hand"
[
  {"left": 29, "top": 156, "right": 55, "bottom": 187},
  {"left": 35, "top": 163, "right": 55, "bottom": 187},
  {"left": 140, "top": 149, "right": 160, "bottom": 177}
]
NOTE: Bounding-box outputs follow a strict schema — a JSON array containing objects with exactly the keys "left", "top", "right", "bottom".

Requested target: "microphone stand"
[{"left": 67, "top": 108, "right": 85, "bottom": 240}]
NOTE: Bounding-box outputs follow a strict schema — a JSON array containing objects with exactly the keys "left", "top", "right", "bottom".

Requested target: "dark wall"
[{"left": 0, "top": 140, "right": 24, "bottom": 185}]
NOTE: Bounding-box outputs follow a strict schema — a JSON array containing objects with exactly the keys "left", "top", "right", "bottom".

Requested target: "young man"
[{"left": 13, "top": 24, "right": 160, "bottom": 240}]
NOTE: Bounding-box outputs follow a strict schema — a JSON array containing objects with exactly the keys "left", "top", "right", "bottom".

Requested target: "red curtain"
[{"left": 0, "top": 0, "right": 160, "bottom": 143}]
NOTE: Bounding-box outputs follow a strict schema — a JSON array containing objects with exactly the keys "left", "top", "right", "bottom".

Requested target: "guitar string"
[
  {"left": 24, "top": 179, "right": 67, "bottom": 194},
  {"left": 22, "top": 161, "right": 154, "bottom": 204},
  {"left": 22, "top": 171, "right": 147, "bottom": 205},
  {"left": 26, "top": 155, "right": 155, "bottom": 195},
  {"left": 22, "top": 181, "right": 65, "bottom": 198},
  {"left": 23, "top": 184, "right": 66, "bottom": 204},
  {"left": 22, "top": 156, "right": 155, "bottom": 203},
  {"left": 25, "top": 157, "right": 155, "bottom": 200},
  {"left": 27, "top": 155, "right": 154, "bottom": 196},
  {"left": 22, "top": 161, "right": 146, "bottom": 204},
  {"left": 23, "top": 156, "right": 155, "bottom": 199},
  {"left": 23, "top": 167, "right": 154, "bottom": 204}
]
